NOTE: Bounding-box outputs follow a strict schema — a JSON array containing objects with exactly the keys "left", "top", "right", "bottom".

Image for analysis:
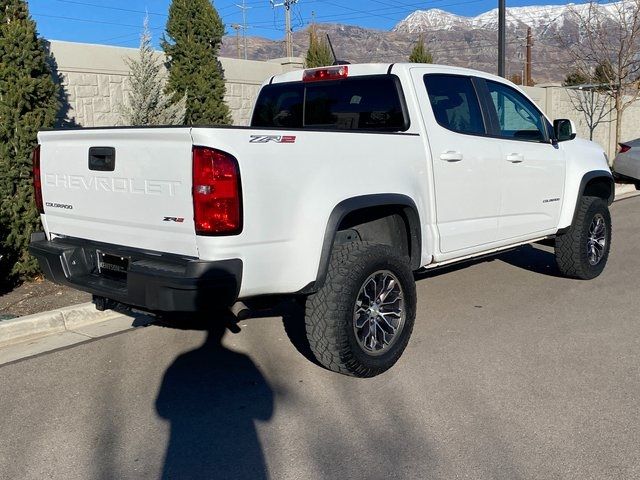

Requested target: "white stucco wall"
[
  {"left": 523, "top": 85, "right": 640, "bottom": 158},
  {"left": 48, "top": 40, "right": 303, "bottom": 127}
]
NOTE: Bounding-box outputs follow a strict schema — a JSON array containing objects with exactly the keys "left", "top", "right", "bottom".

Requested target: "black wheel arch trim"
[
  {"left": 300, "top": 194, "right": 422, "bottom": 295},
  {"left": 580, "top": 170, "right": 615, "bottom": 204},
  {"left": 561, "top": 170, "right": 614, "bottom": 234}
]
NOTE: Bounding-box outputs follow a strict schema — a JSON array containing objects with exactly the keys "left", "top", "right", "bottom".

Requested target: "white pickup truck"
[{"left": 30, "top": 63, "right": 614, "bottom": 377}]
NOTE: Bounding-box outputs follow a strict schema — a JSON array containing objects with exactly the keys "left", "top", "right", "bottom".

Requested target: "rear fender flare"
[{"left": 302, "top": 194, "right": 421, "bottom": 294}]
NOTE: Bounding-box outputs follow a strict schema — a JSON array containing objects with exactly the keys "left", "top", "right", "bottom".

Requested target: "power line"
[
  {"left": 248, "top": 0, "right": 486, "bottom": 26},
  {"left": 320, "top": 1, "right": 403, "bottom": 23},
  {"left": 42, "top": 0, "right": 484, "bottom": 39},
  {"left": 32, "top": 10, "right": 281, "bottom": 39},
  {"left": 32, "top": 12, "right": 164, "bottom": 31},
  {"left": 97, "top": 31, "right": 149, "bottom": 44},
  {"left": 52, "top": 0, "right": 167, "bottom": 17}
]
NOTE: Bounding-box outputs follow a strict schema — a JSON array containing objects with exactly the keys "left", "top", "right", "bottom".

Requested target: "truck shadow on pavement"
[
  {"left": 155, "top": 316, "right": 273, "bottom": 480},
  {"left": 495, "top": 244, "right": 563, "bottom": 278},
  {"left": 416, "top": 243, "right": 562, "bottom": 280}
]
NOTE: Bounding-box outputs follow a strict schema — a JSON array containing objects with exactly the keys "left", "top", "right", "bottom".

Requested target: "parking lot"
[{"left": 1, "top": 196, "right": 639, "bottom": 480}]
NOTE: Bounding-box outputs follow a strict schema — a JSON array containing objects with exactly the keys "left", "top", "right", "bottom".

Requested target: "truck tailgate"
[{"left": 38, "top": 128, "right": 198, "bottom": 257}]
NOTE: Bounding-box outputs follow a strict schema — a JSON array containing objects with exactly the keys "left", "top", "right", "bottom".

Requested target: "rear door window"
[
  {"left": 251, "top": 76, "right": 408, "bottom": 132},
  {"left": 423, "top": 74, "right": 486, "bottom": 135}
]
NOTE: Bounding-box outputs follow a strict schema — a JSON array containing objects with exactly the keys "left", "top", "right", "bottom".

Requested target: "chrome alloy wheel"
[
  {"left": 587, "top": 213, "right": 607, "bottom": 266},
  {"left": 353, "top": 270, "right": 405, "bottom": 356}
]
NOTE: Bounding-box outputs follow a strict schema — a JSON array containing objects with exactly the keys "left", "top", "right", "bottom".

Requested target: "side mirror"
[{"left": 553, "top": 119, "right": 576, "bottom": 142}]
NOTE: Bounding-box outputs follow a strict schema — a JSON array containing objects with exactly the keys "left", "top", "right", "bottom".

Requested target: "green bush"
[
  {"left": 409, "top": 36, "right": 434, "bottom": 64},
  {"left": 0, "top": 0, "right": 58, "bottom": 289},
  {"left": 305, "top": 26, "right": 333, "bottom": 68}
]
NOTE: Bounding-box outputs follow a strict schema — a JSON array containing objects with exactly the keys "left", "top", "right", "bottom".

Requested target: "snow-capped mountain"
[
  {"left": 394, "top": 1, "right": 625, "bottom": 36},
  {"left": 396, "top": 9, "right": 468, "bottom": 31},
  {"left": 222, "top": 1, "right": 632, "bottom": 83}
]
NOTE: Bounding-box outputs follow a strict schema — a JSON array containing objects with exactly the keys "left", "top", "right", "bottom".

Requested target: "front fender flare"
[{"left": 559, "top": 170, "right": 614, "bottom": 234}]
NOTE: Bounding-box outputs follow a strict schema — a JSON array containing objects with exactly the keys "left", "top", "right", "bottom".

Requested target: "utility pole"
[
  {"left": 231, "top": 24, "right": 242, "bottom": 59},
  {"left": 525, "top": 26, "right": 533, "bottom": 86},
  {"left": 236, "top": 0, "right": 250, "bottom": 60},
  {"left": 498, "top": 0, "right": 506, "bottom": 77},
  {"left": 271, "top": 0, "right": 299, "bottom": 59}
]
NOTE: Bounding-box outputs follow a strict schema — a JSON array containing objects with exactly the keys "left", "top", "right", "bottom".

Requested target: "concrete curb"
[{"left": 0, "top": 303, "right": 123, "bottom": 348}]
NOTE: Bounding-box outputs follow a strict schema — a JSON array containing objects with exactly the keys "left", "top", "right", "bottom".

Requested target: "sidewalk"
[
  {"left": 615, "top": 182, "right": 639, "bottom": 200},
  {"left": 0, "top": 304, "right": 154, "bottom": 365}
]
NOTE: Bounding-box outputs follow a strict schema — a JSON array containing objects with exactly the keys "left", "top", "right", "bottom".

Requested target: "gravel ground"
[{"left": 0, "top": 279, "right": 91, "bottom": 319}]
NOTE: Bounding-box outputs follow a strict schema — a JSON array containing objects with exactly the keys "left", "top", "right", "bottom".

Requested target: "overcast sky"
[{"left": 30, "top": 0, "right": 585, "bottom": 49}]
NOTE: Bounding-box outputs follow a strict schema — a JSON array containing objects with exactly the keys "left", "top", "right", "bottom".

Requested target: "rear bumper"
[
  {"left": 613, "top": 154, "right": 640, "bottom": 180},
  {"left": 29, "top": 234, "right": 242, "bottom": 312}
]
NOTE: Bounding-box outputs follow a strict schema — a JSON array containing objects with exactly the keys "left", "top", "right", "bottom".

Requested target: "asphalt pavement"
[{"left": 1, "top": 197, "right": 639, "bottom": 480}]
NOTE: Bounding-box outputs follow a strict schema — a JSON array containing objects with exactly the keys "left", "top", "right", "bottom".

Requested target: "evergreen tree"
[
  {"left": 409, "top": 35, "right": 433, "bottom": 64},
  {"left": 305, "top": 26, "right": 333, "bottom": 68},
  {"left": 121, "top": 17, "right": 185, "bottom": 126},
  {"left": 162, "top": 0, "right": 231, "bottom": 126},
  {"left": 593, "top": 61, "right": 614, "bottom": 88},
  {"left": 563, "top": 70, "right": 588, "bottom": 86},
  {"left": 564, "top": 62, "right": 613, "bottom": 89},
  {"left": 0, "top": 0, "right": 58, "bottom": 287}
]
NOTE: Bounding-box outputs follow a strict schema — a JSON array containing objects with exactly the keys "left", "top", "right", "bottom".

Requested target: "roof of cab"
[{"left": 268, "top": 63, "right": 511, "bottom": 86}]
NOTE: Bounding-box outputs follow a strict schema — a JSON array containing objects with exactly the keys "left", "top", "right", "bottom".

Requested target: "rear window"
[{"left": 251, "top": 75, "right": 409, "bottom": 132}]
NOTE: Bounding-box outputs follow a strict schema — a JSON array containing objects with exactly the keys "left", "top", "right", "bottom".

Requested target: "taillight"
[
  {"left": 32, "top": 145, "right": 43, "bottom": 214},
  {"left": 618, "top": 143, "right": 631, "bottom": 154},
  {"left": 192, "top": 146, "right": 242, "bottom": 235},
  {"left": 303, "top": 65, "right": 349, "bottom": 82}
]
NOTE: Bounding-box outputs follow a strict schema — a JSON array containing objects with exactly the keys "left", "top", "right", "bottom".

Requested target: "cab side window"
[
  {"left": 423, "top": 75, "right": 486, "bottom": 136},
  {"left": 486, "top": 80, "right": 548, "bottom": 142}
]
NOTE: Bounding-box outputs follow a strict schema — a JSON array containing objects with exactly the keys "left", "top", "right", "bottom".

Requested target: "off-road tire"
[
  {"left": 304, "top": 242, "right": 416, "bottom": 378},
  {"left": 555, "top": 196, "right": 611, "bottom": 280}
]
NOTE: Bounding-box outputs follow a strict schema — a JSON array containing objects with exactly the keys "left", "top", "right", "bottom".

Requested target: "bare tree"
[
  {"left": 566, "top": 86, "right": 613, "bottom": 140},
  {"left": 563, "top": 0, "right": 640, "bottom": 146},
  {"left": 564, "top": 68, "right": 615, "bottom": 140}
]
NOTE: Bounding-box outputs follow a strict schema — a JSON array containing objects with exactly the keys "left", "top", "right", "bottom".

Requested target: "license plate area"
[{"left": 96, "top": 251, "right": 129, "bottom": 282}]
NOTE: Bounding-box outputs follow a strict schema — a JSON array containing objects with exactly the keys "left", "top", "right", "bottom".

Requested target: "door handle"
[
  {"left": 506, "top": 153, "right": 524, "bottom": 163},
  {"left": 440, "top": 151, "right": 463, "bottom": 162}
]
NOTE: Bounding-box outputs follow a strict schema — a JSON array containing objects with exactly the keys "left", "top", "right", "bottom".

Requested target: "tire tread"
[
  {"left": 305, "top": 242, "right": 415, "bottom": 377},
  {"left": 555, "top": 196, "right": 611, "bottom": 280}
]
